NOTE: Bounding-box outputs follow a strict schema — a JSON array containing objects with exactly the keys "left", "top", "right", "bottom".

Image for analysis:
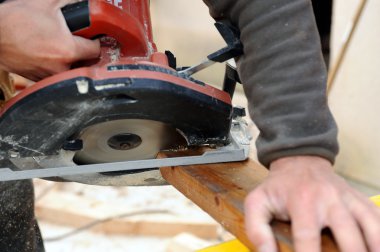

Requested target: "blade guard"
[
  {"left": 0, "top": 0, "right": 238, "bottom": 186},
  {"left": 62, "top": 1, "right": 150, "bottom": 57}
]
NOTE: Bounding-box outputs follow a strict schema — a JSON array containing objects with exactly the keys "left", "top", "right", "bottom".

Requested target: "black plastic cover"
[
  {"left": 62, "top": 1, "right": 90, "bottom": 33},
  {"left": 0, "top": 68, "right": 232, "bottom": 160}
]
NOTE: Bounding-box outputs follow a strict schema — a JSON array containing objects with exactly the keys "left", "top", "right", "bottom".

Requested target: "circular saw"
[{"left": 0, "top": 0, "right": 250, "bottom": 186}]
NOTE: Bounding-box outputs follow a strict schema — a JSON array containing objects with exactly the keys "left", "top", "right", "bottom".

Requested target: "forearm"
[{"left": 203, "top": 0, "right": 338, "bottom": 167}]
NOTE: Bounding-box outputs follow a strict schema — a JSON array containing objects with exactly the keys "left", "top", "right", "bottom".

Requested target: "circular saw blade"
[{"left": 74, "top": 119, "right": 186, "bottom": 164}]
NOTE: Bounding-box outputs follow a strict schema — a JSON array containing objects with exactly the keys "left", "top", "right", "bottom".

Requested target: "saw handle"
[
  {"left": 62, "top": 1, "right": 90, "bottom": 33},
  {"left": 61, "top": 0, "right": 149, "bottom": 57}
]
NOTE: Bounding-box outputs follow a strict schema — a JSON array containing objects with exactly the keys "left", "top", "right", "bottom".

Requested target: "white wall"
[
  {"left": 149, "top": 1, "right": 380, "bottom": 188},
  {"left": 150, "top": 0, "right": 226, "bottom": 86},
  {"left": 329, "top": 0, "right": 380, "bottom": 190}
]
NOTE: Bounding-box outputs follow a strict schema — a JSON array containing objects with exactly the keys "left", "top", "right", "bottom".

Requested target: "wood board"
[
  {"left": 160, "top": 155, "right": 339, "bottom": 251},
  {"left": 34, "top": 182, "right": 219, "bottom": 239}
]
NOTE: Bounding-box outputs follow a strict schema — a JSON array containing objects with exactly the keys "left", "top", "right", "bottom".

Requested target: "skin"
[
  {"left": 0, "top": 0, "right": 100, "bottom": 81},
  {"left": 245, "top": 156, "right": 380, "bottom": 252},
  {"left": 1, "top": 0, "right": 380, "bottom": 251}
]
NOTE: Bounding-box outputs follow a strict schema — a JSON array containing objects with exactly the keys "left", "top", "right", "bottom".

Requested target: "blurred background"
[
  {"left": 33, "top": 0, "right": 380, "bottom": 251},
  {"left": 151, "top": 0, "right": 380, "bottom": 195},
  {"left": 329, "top": 0, "right": 380, "bottom": 195}
]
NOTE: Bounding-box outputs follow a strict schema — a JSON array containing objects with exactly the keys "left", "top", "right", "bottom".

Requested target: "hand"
[
  {"left": 245, "top": 156, "right": 380, "bottom": 252},
  {"left": 0, "top": 0, "right": 100, "bottom": 81}
]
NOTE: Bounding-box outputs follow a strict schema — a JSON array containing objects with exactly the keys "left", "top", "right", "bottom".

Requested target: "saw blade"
[{"left": 73, "top": 119, "right": 186, "bottom": 164}]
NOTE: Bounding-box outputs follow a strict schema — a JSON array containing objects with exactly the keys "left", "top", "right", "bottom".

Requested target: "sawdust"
[
  {"left": 101, "top": 37, "right": 121, "bottom": 63},
  {"left": 94, "top": 83, "right": 126, "bottom": 91},
  {"left": 0, "top": 135, "right": 43, "bottom": 157}
]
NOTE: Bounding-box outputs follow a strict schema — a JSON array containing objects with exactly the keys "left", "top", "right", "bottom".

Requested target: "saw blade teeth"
[{"left": 73, "top": 119, "right": 186, "bottom": 165}]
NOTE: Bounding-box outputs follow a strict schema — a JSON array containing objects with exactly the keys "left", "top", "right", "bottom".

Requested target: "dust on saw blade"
[
  {"left": 73, "top": 119, "right": 187, "bottom": 164},
  {"left": 50, "top": 119, "right": 187, "bottom": 186}
]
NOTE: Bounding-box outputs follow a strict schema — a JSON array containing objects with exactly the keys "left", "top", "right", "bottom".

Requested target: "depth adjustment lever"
[{"left": 178, "top": 21, "right": 243, "bottom": 77}]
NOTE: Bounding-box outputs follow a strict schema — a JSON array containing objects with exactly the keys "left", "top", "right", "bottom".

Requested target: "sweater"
[{"left": 203, "top": 0, "right": 339, "bottom": 167}]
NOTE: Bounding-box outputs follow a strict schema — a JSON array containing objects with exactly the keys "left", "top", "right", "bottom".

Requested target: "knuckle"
[
  {"left": 375, "top": 206, "right": 380, "bottom": 217},
  {"left": 295, "top": 188, "right": 318, "bottom": 206},
  {"left": 246, "top": 189, "right": 264, "bottom": 202},
  {"left": 372, "top": 239, "right": 380, "bottom": 250},
  {"left": 371, "top": 236, "right": 380, "bottom": 248},
  {"left": 245, "top": 189, "right": 266, "bottom": 207},
  {"left": 323, "top": 183, "right": 340, "bottom": 196},
  {"left": 326, "top": 203, "right": 346, "bottom": 223},
  {"left": 368, "top": 217, "right": 380, "bottom": 234},
  {"left": 246, "top": 225, "right": 272, "bottom": 248},
  {"left": 293, "top": 228, "right": 319, "bottom": 242},
  {"left": 41, "top": 46, "right": 75, "bottom": 65},
  {"left": 296, "top": 183, "right": 339, "bottom": 206},
  {"left": 51, "top": 41, "right": 77, "bottom": 62},
  {"left": 296, "top": 189, "right": 313, "bottom": 202},
  {"left": 43, "top": 63, "right": 69, "bottom": 75},
  {"left": 60, "top": 47, "right": 77, "bottom": 62}
]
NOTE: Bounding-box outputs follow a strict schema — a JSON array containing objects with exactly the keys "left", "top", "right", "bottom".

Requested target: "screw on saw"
[
  {"left": 107, "top": 133, "right": 142, "bottom": 151},
  {"left": 62, "top": 139, "right": 83, "bottom": 151},
  {"left": 178, "top": 21, "right": 243, "bottom": 78},
  {"left": 8, "top": 150, "right": 20, "bottom": 159}
]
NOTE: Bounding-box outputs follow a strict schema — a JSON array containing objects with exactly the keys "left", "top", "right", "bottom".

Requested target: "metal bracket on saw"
[
  {"left": 0, "top": 120, "right": 251, "bottom": 182},
  {"left": 178, "top": 21, "right": 243, "bottom": 78}
]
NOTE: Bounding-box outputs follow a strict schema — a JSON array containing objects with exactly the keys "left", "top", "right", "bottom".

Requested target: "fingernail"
[{"left": 259, "top": 244, "right": 275, "bottom": 252}]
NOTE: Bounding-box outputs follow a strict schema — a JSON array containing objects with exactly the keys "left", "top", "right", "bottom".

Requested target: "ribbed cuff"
[{"left": 259, "top": 147, "right": 337, "bottom": 168}]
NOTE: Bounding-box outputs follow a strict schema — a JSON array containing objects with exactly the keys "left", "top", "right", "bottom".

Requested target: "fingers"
[
  {"left": 72, "top": 37, "right": 101, "bottom": 61},
  {"left": 245, "top": 191, "right": 277, "bottom": 252},
  {"left": 290, "top": 204, "right": 321, "bottom": 252},
  {"left": 13, "top": 69, "right": 51, "bottom": 82},
  {"left": 51, "top": 0, "right": 79, "bottom": 8},
  {"left": 328, "top": 204, "right": 367, "bottom": 252},
  {"left": 347, "top": 193, "right": 380, "bottom": 252},
  {"left": 34, "top": 0, "right": 78, "bottom": 9}
]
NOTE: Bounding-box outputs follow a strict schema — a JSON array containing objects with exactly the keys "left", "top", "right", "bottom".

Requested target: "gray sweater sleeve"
[{"left": 203, "top": 0, "right": 339, "bottom": 167}]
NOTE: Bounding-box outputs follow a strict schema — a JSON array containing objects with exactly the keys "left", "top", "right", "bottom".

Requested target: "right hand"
[
  {"left": 245, "top": 156, "right": 380, "bottom": 252},
  {"left": 0, "top": 0, "right": 100, "bottom": 81}
]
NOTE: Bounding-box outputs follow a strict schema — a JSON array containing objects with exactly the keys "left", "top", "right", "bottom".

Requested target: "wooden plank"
[
  {"left": 327, "top": 0, "right": 368, "bottom": 93},
  {"left": 159, "top": 153, "right": 339, "bottom": 251},
  {"left": 35, "top": 190, "right": 219, "bottom": 239}
]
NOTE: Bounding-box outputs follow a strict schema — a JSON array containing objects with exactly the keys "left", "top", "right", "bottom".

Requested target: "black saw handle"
[{"left": 61, "top": 1, "right": 90, "bottom": 33}]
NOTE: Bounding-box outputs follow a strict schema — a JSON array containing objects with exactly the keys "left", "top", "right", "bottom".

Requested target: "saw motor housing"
[{"left": 0, "top": 0, "right": 244, "bottom": 186}]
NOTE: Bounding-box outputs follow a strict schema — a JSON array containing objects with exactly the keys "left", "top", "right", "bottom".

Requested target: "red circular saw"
[{"left": 0, "top": 0, "right": 249, "bottom": 186}]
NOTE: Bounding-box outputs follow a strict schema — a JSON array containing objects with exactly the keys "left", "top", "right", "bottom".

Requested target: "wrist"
[{"left": 269, "top": 155, "right": 333, "bottom": 172}]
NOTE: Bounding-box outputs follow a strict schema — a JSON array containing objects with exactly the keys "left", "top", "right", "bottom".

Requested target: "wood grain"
[{"left": 159, "top": 152, "right": 339, "bottom": 251}]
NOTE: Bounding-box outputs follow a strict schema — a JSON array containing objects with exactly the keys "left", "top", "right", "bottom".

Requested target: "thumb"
[
  {"left": 245, "top": 191, "right": 277, "bottom": 252},
  {"left": 55, "top": 0, "right": 79, "bottom": 8},
  {"left": 72, "top": 37, "right": 101, "bottom": 61}
]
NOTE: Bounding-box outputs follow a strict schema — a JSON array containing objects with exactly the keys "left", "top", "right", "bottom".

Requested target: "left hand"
[
  {"left": 0, "top": 0, "right": 100, "bottom": 81},
  {"left": 244, "top": 156, "right": 380, "bottom": 252}
]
